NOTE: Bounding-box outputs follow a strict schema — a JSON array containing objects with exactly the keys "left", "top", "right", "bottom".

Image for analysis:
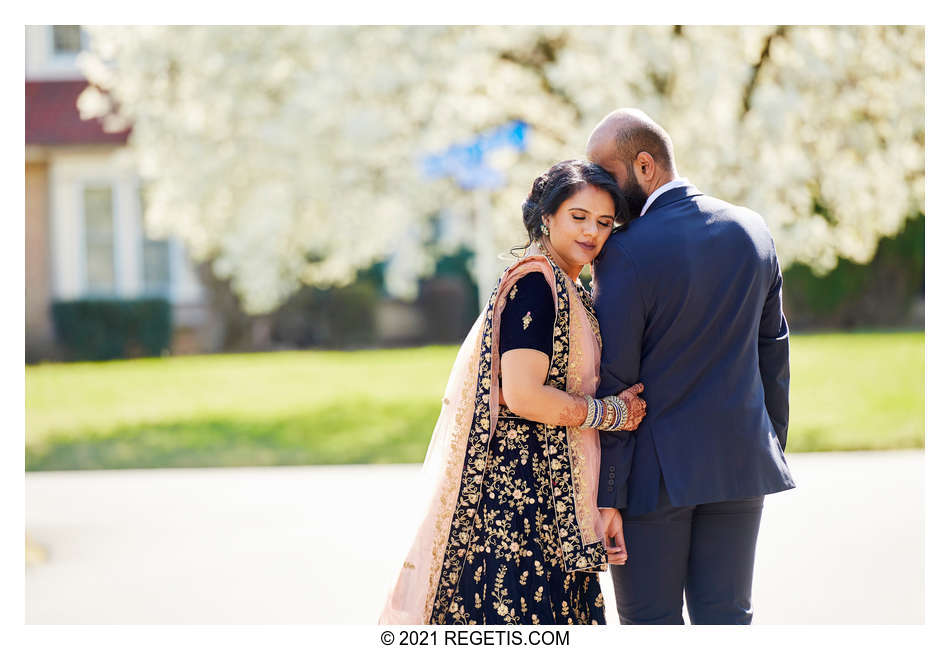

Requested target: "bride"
[{"left": 380, "top": 160, "right": 647, "bottom": 625}]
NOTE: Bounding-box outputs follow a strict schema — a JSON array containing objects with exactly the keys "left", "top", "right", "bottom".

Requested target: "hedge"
[{"left": 51, "top": 298, "right": 172, "bottom": 361}]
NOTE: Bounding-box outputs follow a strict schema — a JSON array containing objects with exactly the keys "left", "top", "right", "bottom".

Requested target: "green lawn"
[
  {"left": 25, "top": 332, "right": 924, "bottom": 471},
  {"left": 785, "top": 331, "right": 924, "bottom": 451}
]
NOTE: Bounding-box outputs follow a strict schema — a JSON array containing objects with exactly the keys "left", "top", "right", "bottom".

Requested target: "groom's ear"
[{"left": 635, "top": 151, "right": 657, "bottom": 183}]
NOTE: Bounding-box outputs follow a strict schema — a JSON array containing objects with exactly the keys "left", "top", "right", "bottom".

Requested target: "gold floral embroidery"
[
  {"left": 522, "top": 311, "right": 532, "bottom": 330},
  {"left": 509, "top": 283, "right": 518, "bottom": 300},
  {"left": 424, "top": 320, "right": 480, "bottom": 621},
  {"left": 563, "top": 282, "right": 599, "bottom": 545},
  {"left": 491, "top": 565, "right": 517, "bottom": 622},
  {"left": 428, "top": 255, "right": 605, "bottom": 625},
  {"left": 540, "top": 259, "right": 608, "bottom": 574},
  {"left": 576, "top": 285, "right": 602, "bottom": 349},
  {"left": 429, "top": 282, "right": 498, "bottom": 623}
]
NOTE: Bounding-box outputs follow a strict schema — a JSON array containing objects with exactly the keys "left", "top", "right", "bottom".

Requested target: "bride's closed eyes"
[{"left": 569, "top": 208, "right": 614, "bottom": 229}]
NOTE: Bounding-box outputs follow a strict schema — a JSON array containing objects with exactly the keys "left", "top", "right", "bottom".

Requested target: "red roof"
[{"left": 26, "top": 80, "right": 131, "bottom": 145}]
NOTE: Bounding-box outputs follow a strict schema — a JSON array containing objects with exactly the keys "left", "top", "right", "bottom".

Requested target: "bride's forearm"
[
  {"left": 498, "top": 351, "right": 644, "bottom": 431},
  {"left": 505, "top": 385, "right": 588, "bottom": 427}
]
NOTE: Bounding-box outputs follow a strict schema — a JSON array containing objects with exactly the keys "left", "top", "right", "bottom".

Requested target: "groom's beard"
[{"left": 623, "top": 180, "right": 650, "bottom": 218}]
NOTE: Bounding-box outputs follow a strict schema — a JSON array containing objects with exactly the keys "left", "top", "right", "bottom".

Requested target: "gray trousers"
[{"left": 608, "top": 477, "right": 765, "bottom": 625}]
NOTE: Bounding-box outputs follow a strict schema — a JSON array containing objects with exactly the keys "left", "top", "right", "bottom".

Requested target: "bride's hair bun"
[{"left": 521, "top": 172, "right": 550, "bottom": 237}]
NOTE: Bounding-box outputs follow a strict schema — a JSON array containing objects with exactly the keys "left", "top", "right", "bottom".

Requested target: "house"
[
  {"left": 25, "top": 26, "right": 484, "bottom": 360},
  {"left": 25, "top": 25, "right": 217, "bottom": 361}
]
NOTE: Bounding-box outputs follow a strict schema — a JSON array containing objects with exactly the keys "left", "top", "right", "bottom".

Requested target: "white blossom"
[{"left": 77, "top": 26, "right": 923, "bottom": 312}]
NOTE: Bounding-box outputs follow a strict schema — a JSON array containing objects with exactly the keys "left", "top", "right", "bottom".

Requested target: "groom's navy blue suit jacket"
[{"left": 593, "top": 184, "right": 795, "bottom": 516}]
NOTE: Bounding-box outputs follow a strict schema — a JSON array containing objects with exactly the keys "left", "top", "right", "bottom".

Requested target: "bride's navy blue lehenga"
[{"left": 428, "top": 269, "right": 607, "bottom": 625}]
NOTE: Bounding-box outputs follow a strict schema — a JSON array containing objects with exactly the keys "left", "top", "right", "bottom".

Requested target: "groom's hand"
[{"left": 600, "top": 507, "right": 627, "bottom": 565}]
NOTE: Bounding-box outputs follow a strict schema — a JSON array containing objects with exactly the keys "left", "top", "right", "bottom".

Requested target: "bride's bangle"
[
  {"left": 601, "top": 401, "right": 617, "bottom": 430},
  {"left": 617, "top": 396, "right": 629, "bottom": 429},
  {"left": 602, "top": 396, "right": 628, "bottom": 431},
  {"left": 587, "top": 397, "right": 605, "bottom": 429},
  {"left": 582, "top": 395, "right": 597, "bottom": 428},
  {"left": 591, "top": 398, "right": 604, "bottom": 428}
]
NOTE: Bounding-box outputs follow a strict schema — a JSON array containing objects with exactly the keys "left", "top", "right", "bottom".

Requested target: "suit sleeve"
[
  {"left": 592, "top": 239, "right": 645, "bottom": 509},
  {"left": 758, "top": 242, "right": 791, "bottom": 450}
]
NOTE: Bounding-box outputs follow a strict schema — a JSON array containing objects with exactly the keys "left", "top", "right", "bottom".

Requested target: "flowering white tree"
[{"left": 78, "top": 25, "right": 923, "bottom": 312}]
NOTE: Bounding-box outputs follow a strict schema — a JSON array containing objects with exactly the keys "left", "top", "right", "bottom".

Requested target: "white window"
[
  {"left": 139, "top": 188, "right": 171, "bottom": 296},
  {"left": 26, "top": 25, "right": 86, "bottom": 80},
  {"left": 51, "top": 153, "right": 204, "bottom": 305},
  {"left": 82, "top": 185, "right": 116, "bottom": 294},
  {"left": 51, "top": 25, "right": 82, "bottom": 56}
]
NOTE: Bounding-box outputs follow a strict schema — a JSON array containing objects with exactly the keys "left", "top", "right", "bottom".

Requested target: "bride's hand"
[{"left": 613, "top": 383, "right": 646, "bottom": 431}]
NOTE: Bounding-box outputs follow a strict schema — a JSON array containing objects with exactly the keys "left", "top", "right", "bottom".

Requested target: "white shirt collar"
[{"left": 640, "top": 177, "right": 691, "bottom": 216}]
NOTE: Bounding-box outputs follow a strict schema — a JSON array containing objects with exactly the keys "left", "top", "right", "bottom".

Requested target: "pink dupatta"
[{"left": 379, "top": 243, "right": 606, "bottom": 624}]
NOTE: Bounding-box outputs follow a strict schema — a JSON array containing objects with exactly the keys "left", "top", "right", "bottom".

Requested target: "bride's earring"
[{"left": 540, "top": 222, "right": 550, "bottom": 237}]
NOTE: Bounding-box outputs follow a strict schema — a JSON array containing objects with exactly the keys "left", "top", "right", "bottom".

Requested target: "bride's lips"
[{"left": 576, "top": 241, "right": 596, "bottom": 252}]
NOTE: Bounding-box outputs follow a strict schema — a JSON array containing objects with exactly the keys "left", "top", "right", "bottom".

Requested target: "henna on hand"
[
  {"left": 555, "top": 393, "right": 589, "bottom": 427},
  {"left": 615, "top": 383, "right": 647, "bottom": 431}
]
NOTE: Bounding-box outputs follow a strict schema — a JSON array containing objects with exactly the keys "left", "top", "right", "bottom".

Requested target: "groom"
[{"left": 587, "top": 108, "right": 795, "bottom": 624}]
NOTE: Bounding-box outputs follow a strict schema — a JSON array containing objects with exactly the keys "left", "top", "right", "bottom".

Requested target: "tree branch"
[{"left": 741, "top": 26, "right": 788, "bottom": 119}]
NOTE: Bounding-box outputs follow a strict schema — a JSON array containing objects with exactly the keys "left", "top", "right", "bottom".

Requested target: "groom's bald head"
[
  {"left": 587, "top": 108, "right": 677, "bottom": 176},
  {"left": 587, "top": 109, "right": 677, "bottom": 218}
]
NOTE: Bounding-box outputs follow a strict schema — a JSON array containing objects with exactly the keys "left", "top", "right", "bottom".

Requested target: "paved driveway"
[{"left": 25, "top": 450, "right": 923, "bottom": 624}]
